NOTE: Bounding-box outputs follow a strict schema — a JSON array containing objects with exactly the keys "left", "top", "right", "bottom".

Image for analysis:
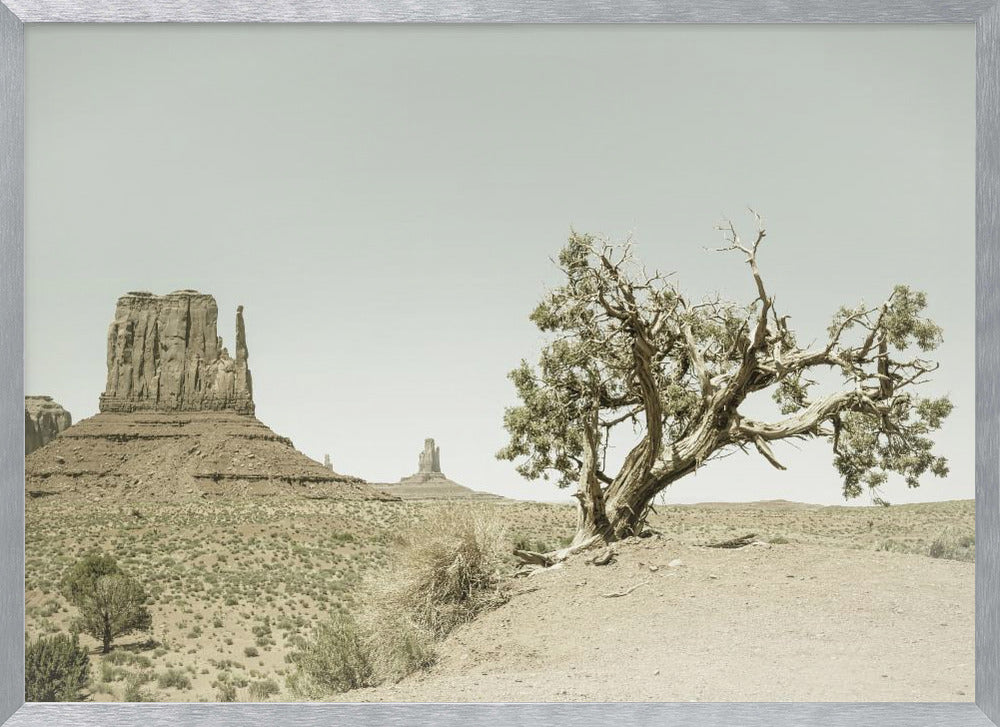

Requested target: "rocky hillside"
[
  {"left": 26, "top": 411, "right": 392, "bottom": 502},
  {"left": 24, "top": 395, "right": 72, "bottom": 455}
]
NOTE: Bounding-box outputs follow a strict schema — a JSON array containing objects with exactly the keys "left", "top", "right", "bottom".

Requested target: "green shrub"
[
  {"left": 156, "top": 668, "right": 192, "bottom": 690},
  {"left": 286, "top": 612, "right": 374, "bottom": 697},
  {"left": 61, "top": 553, "right": 152, "bottom": 653},
  {"left": 215, "top": 682, "right": 237, "bottom": 702},
  {"left": 247, "top": 678, "right": 280, "bottom": 701},
  {"left": 929, "top": 532, "right": 975, "bottom": 562},
  {"left": 243, "top": 646, "right": 259, "bottom": 658},
  {"left": 122, "top": 673, "right": 155, "bottom": 702},
  {"left": 24, "top": 633, "right": 90, "bottom": 702}
]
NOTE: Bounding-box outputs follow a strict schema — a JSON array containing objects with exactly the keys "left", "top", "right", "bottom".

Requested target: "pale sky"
[{"left": 25, "top": 24, "right": 974, "bottom": 505}]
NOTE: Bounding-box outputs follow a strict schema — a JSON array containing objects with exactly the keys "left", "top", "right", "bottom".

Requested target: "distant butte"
[
  {"left": 25, "top": 395, "right": 72, "bottom": 455},
  {"left": 378, "top": 438, "right": 504, "bottom": 500}
]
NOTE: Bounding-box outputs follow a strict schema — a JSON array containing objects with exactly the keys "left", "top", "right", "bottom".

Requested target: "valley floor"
[{"left": 25, "top": 496, "right": 974, "bottom": 702}]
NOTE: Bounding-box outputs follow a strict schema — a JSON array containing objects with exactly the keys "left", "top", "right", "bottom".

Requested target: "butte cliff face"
[
  {"left": 100, "top": 290, "right": 254, "bottom": 415},
  {"left": 25, "top": 396, "right": 72, "bottom": 455},
  {"left": 26, "top": 290, "right": 393, "bottom": 503}
]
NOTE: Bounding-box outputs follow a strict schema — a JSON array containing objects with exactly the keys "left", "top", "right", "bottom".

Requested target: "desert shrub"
[
  {"left": 286, "top": 612, "right": 374, "bottom": 697},
  {"left": 289, "top": 506, "right": 508, "bottom": 695},
  {"left": 362, "top": 612, "right": 435, "bottom": 683},
  {"left": 929, "top": 532, "right": 975, "bottom": 562},
  {"left": 243, "top": 646, "right": 259, "bottom": 658},
  {"left": 768, "top": 536, "right": 790, "bottom": 545},
  {"left": 373, "top": 505, "right": 510, "bottom": 638},
  {"left": 24, "top": 633, "right": 90, "bottom": 702},
  {"left": 122, "top": 673, "right": 155, "bottom": 702},
  {"left": 247, "top": 678, "right": 280, "bottom": 701},
  {"left": 215, "top": 682, "right": 237, "bottom": 702},
  {"left": 61, "top": 553, "right": 152, "bottom": 653},
  {"left": 156, "top": 668, "right": 192, "bottom": 690}
]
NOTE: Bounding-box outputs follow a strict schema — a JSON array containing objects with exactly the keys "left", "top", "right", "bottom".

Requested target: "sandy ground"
[
  {"left": 336, "top": 537, "right": 973, "bottom": 702},
  {"left": 25, "top": 496, "right": 973, "bottom": 702}
]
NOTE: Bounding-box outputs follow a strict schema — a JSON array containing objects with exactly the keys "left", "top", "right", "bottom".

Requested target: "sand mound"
[{"left": 26, "top": 411, "right": 395, "bottom": 502}]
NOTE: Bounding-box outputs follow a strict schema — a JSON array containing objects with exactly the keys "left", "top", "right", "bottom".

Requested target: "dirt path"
[{"left": 335, "top": 538, "right": 973, "bottom": 702}]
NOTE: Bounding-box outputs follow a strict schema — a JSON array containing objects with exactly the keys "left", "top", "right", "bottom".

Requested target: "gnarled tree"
[{"left": 499, "top": 214, "right": 952, "bottom": 555}]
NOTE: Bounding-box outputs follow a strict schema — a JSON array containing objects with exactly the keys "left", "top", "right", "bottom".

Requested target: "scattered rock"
[
  {"left": 589, "top": 547, "right": 616, "bottom": 566},
  {"left": 668, "top": 559, "right": 684, "bottom": 568}
]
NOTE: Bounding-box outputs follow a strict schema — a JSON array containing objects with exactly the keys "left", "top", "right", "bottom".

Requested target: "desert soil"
[
  {"left": 338, "top": 535, "right": 972, "bottom": 702},
  {"left": 25, "top": 496, "right": 973, "bottom": 703}
]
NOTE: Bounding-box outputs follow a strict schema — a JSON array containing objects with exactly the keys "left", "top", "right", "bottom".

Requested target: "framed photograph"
[{"left": 2, "top": 3, "right": 999, "bottom": 727}]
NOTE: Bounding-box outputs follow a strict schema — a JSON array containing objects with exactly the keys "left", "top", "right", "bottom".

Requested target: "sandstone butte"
[
  {"left": 24, "top": 395, "right": 72, "bottom": 455},
  {"left": 26, "top": 290, "right": 393, "bottom": 502},
  {"left": 378, "top": 438, "right": 503, "bottom": 500}
]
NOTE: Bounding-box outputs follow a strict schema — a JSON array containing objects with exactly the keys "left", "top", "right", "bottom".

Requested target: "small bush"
[
  {"left": 215, "top": 682, "right": 237, "bottom": 702},
  {"left": 289, "top": 506, "right": 508, "bottom": 696},
  {"left": 929, "top": 533, "right": 975, "bottom": 562},
  {"left": 286, "top": 612, "right": 373, "bottom": 697},
  {"left": 247, "top": 678, "right": 280, "bottom": 701},
  {"left": 156, "top": 668, "right": 192, "bottom": 690},
  {"left": 374, "top": 505, "right": 509, "bottom": 638},
  {"left": 122, "top": 673, "right": 155, "bottom": 702},
  {"left": 25, "top": 633, "right": 90, "bottom": 702},
  {"left": 243, "top": 647, "right": 259, "bottom": 658}
]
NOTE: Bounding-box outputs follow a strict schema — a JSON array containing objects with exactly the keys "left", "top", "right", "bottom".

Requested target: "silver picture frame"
[{"left": 1, "top": 2, "right": 998, "bottom": 726}]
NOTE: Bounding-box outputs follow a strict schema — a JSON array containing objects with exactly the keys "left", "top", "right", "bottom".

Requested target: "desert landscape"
[
  {"left": 24, "top": 249, "right": 972, "bottom": 703},
  {"left": 25, "top": 491, "right": 973, "bottom": 702}
]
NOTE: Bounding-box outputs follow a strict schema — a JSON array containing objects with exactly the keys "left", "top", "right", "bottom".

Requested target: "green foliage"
[
  {"left": 286, "top": 612, "right": 374, "bottom": 697},
  {"left": 215, "top": 681, "right": 238, "bottom": 702},
  {"left": 500, "top": 228, "right": 952, "bottom": 507},
  {"left": 61, "top": 553, "right": 152, "bottom": 653},
  {"left": 60, "top": 552, "right": 120, "bottom": 605},
  {"left": 247, "top": 678, "right": 280, "bottom": 701},
  {"left": 834, "top": 395, "right": 952, "bottom": 503},
  {"left": 156, "top": 668, "right": 192, "bottom": 690},
  {"left": 24, "top": 633, "right": 90, "bottom": 702},
  {"left": 122, "top": 673, "right": 155, "bottom": 702}
]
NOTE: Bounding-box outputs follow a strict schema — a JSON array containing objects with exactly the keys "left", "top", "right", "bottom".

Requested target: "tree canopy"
[{"left": 499, "top": 215, "right": 952, "bottom": 546}]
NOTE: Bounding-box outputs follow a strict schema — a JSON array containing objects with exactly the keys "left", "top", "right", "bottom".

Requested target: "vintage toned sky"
[{"left": 25, "top": 24, "right": 974, "bottom": 504}]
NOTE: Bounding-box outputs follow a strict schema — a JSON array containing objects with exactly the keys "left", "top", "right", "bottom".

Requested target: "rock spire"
[{"left": 417, "top": 438, "right": 442, "bottom": 475}]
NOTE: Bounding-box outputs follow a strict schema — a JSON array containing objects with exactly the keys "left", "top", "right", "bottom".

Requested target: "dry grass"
[{"left": 289, "top": 505, "right": 511, "bottom": 694}]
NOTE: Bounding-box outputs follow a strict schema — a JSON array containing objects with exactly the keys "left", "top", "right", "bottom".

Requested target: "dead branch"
[
  {"left": 601, "top": 580, "right": 649, "bottom": 598},
  {"left": 704, "top": 533, "right": 758, "bottom": 549}
]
